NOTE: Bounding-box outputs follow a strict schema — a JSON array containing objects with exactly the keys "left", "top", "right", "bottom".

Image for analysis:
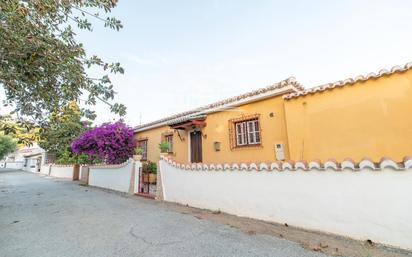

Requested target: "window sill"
[{"left": 231, "top": 144, "right": 263, "bottom": 150}]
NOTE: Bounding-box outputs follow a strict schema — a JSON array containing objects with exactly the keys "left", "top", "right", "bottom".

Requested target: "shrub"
[
  {"left": 71, "top": 121, "right": 136, "bottom": 164},
  {"left": 159, "top": 141, "right": 170, "bottom": 153},
  {"left": 142, "top": 161, "right": 157, "bottom": 174},
  {"left": 55, "top": 150, "right": 96, "bottom": 165},
  {"left": 135, "top": 147, "right": 144, "bottom": 155},
  {"left": 0, "top": 135, "right": 17, "bottom": 160}
]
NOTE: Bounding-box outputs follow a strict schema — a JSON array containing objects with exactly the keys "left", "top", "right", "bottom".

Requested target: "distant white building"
[{"left": 0, "top": 143, "right": 47, "bottom": 172}]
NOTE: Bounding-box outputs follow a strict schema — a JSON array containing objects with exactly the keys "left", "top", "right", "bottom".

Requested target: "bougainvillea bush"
[{"left": 71, "top": 121, "right": 136, "bottom": 164}]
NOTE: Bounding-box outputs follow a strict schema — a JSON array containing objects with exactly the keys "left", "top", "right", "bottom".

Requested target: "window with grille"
[
  {"left": 165, "top": 134, "right": 173, "bottom": 152},
  {"left": 235, "top": 119, "right": 261, "bottom": 146},
  {"left": 138, "top": 139, "right": 148, "bottom": 160}
]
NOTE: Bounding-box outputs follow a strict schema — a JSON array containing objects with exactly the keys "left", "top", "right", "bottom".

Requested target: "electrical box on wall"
[
  {"left": 275, "top": 143, "right": 285, "bottom": 161},
  {"left": 214, "top": 141, "right": 221, "bottom": 151}
]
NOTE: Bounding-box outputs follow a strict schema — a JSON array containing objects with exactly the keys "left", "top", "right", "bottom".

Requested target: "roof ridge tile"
[
  {"left": 284, "top": 61, "right": 412, "bottom": 100},
  {"left": 135, "top": 77, "right": 301, "bottom": 131}
]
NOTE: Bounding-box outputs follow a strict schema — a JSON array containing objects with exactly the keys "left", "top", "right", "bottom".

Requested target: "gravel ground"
[{"left": 0, "top": 169, "right": 336, "bottom": 257}]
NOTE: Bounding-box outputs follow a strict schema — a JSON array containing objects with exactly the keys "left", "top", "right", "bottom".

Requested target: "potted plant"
[
  {"left": 159, "top": 141, "right": 170, "bottom": 156},
  {"left": 142, "top": 162, "right": 149, "bottom": 183},
  {"left": 133, "top": 147, "right": 143, "bottom": 161},
  {"left": 148, "top": 161, "right": 157, "bottom": 184},
  {"left": 142, "top": 161, "right": 157, "bottom": 184}
]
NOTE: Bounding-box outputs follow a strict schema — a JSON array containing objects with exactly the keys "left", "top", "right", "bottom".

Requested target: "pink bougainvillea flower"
[{"left": 71, "top": 121, "right": 136, "bottom": 164}]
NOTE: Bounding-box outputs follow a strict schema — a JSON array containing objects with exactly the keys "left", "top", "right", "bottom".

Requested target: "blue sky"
[{"left": 2, "top": 1, "right": 412, "bottom": 125}]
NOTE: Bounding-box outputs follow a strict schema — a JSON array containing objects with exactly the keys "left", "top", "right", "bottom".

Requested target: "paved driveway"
[{"left": 0, "top": 169, "right": 335, "bottom": 257}]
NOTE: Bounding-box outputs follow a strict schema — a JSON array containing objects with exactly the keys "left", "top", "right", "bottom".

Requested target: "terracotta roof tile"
[
  {"left": 161, "top": 155, "right": 412, "bottom": 172},
  {"left": 284, "top": 62, "right": 412, "bottom": 100},
  {"left": 135, "top": 77, "right": 302, "bottom": 131}
]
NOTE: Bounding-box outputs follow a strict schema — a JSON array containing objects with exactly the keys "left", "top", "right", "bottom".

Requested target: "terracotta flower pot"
[
  {"left": 133, "top": 155, "right": 142, "bottom": 161},
  {"left": 142, "top": 172, "right": 150, "bottom": 183},
  {"left": 149, "top": 173, "right": 157, "bottom": 184},
  {"left": 142, "top": 173, "right": 157, "bottom": 184}
]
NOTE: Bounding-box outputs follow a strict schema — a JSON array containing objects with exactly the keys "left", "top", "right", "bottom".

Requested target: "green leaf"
[{"left": 0, "top": 0, "right": 126, "bottom": 122}]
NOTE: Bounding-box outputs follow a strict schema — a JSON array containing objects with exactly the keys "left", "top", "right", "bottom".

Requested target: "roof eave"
[
  {"left": 134, "top": 85, "right": 297, "bottom": 133},
  {"left": 283, "top": 61, "right": 412, "bottom": 100}
]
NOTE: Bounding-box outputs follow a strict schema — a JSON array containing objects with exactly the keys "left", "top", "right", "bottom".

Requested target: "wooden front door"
[{"left": 190, "top": 131, "right": 202, "bottom": 163}]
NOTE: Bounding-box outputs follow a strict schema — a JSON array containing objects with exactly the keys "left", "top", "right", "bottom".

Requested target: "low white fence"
[
  {"left": 88, "top": 160, "right": 141, "bottom": 194},
  {"left": 40, "top": 164, "right": 75, "bottom": 179},
  {"left": 2, "top": 162, "right": 24, "bottom": 169},
  {"left": 40, "top": 164, "right": 50, "bottom": 175},
  {"left": 159, "top": 157, "right": 412, "bottom": 250},
  {"left": 50, "top": 165, "right": 74, "bottom": 179}
]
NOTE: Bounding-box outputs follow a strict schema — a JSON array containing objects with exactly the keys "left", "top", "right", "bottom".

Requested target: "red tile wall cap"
[
  {"left": 208, "top": 164, "right": 216, "bottom": 170},
  {"left": 223, "top": 163, "right": 231, "bottom": 170},
  {"left": 231, "top": 163, "right": 240, "bottom": 171},
  {"left": 403, "top": 156, "right": 412, "bottom": 169},
  {"left": 89, "top": 159, "right": 132, "bottom": 169},
  {"left": 159, "top": 155, "right": 412, "bottom": 172},
  {"left": 284, "top": 62, "right": 412, "bottom": 100},
  {"left": 258, "top": 162, "right": 270, "bottom": 171},
  {"left": 196, "top": 163, "right": 203, "bottom": 170},
  {"left": 282, "top": 160, "right": 295, "bottom": 171},
  {"left": 324, "top": 159, "right": 339, "bottom": 171},
  {"left": 248, "top": 163, "right": 259, "bottom": 171},
  {"left": 403, "top": 156, "right": 412, "bottom": 162},
  {"left": 308, "top": 159, "right": 323, "bottom": 170},
  {"left": 270, "top": 161, "right": 282, "bottom": 171},
  {"left": 379, "top": 157, "right": 399, "bottom": 170},
  {"left": 358, "top": 157, "right": 376, "bottom": 170},
  {"left": 239, "top": 163, "right": 249, "bottom": 171},
  {"left": 294, "top": 160, "right": 308, "bottom": 171}
]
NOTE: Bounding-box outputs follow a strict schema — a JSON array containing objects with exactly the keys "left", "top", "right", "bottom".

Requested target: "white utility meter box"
[{"left": 275, "top": 143, "right": 285, "bottom": 161}]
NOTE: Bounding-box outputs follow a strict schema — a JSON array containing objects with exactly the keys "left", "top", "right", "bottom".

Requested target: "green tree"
[
  {"left": 0, "top": 0, "right": 126, "bottom": 121},
  {"left": 0, "top": 115, "right": 39, "bottom": 147},
  {"left": 0, "top": 135, "right": 17, "bottom": 160},
  {"left": 38, "top": 101, "right": 87, "bottom": 159},
  {"left": 54, "top": 149, "right": 91, "bottom": 165}
]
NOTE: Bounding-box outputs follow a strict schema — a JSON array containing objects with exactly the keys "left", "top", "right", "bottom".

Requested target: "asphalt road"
[{"left": 0, "top": 169, "right": 334, "bottom": 257}]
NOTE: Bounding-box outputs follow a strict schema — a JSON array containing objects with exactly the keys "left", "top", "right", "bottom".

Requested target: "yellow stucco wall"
[
  {"left": 135, "top": 95, "right": 290, "bottom": 164},
  {"left": 201, "top": 96, "right": 290, "bottom": 163},
  {"left": 134, "top": 126, "right": 188, "bottom": 164},
  {"left": 284, "top": 70, "right": 412, "bottom": 163},
  {"left": 136, "top": 70, "right": 412, "bottom": 164}
]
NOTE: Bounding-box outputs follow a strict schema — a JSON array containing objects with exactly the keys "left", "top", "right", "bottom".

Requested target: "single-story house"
[
  {"left": 2, "top": 143, "right": 47, "bottom": 172},
  {"left": 134, "top": 62, "right": 412, "bottom": 164}
]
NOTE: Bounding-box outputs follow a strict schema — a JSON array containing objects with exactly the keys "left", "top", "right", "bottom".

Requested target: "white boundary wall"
[
  {"left": 40, "top": 165, "right": 50, "bottom": 175},
  {"left": 88, "top": 160, "right": 141, "bottom": 193},
  {"left": 3, "top": 162, "right": 24, "bottom": 169},
  {"left": 160, "top": 159, "right": 412, "bottom": 250},
  {"left": 22, "top": 158, "right": 39, "bottom": 173},
  {"left": 49, "top": 165, "right": 74, "bottom": 179}
]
